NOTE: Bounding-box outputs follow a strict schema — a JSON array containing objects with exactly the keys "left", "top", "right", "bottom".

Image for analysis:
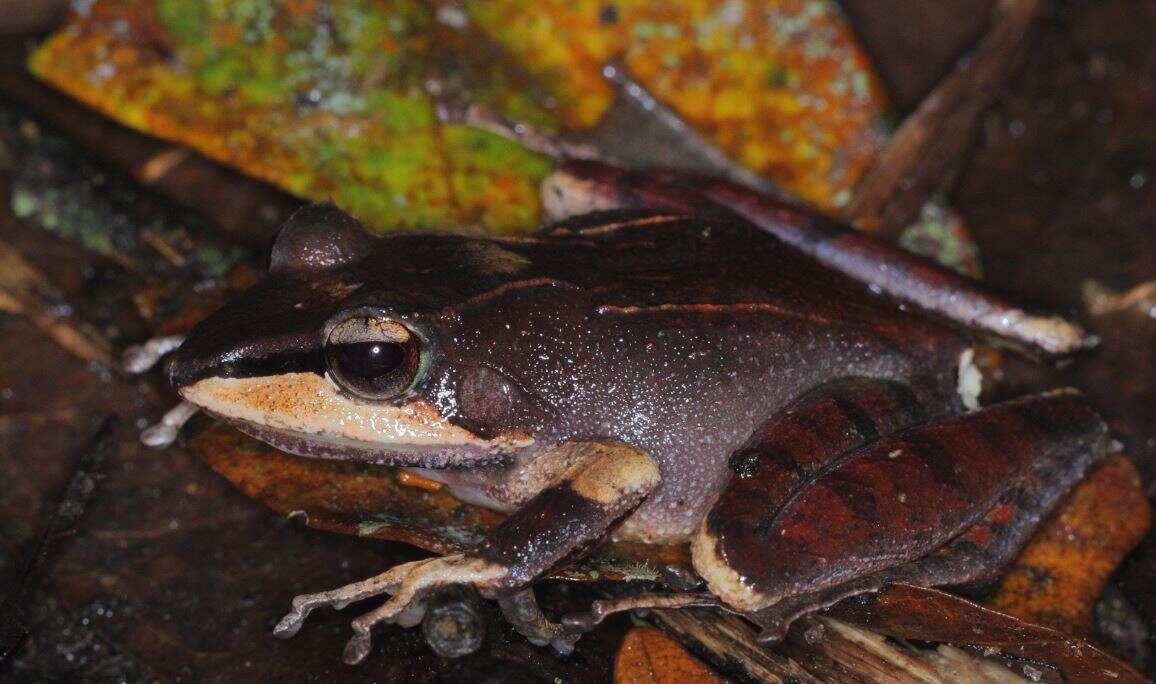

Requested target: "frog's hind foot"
[
  {"left": 274, "top": 554, "right": 508, "bottom": 664},
  {"left": 497, "top": 589, "right": 580, "bottom": 655},
  {"left": 562, "top": 592, "right": 725, "bottom": 634}
]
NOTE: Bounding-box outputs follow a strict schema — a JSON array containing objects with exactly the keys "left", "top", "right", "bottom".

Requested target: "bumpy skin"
[
  {"left": 169, "top": 207, "right": 971, "bottom": 542},
  {"left": 165, "top": 198, "right": 1104, "bottom": 658}
]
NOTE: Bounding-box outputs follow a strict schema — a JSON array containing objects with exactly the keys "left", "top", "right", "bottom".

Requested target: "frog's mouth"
[{"left": 179, "top": 372, "right": 533, "bottom": 468}]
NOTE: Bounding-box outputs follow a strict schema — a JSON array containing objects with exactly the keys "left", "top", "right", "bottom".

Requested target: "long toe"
[{"left": 343, "top": 632, "right": 373, "bottom": 665}]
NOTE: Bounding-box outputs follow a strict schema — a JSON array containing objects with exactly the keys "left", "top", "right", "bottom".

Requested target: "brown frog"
[{"left": 157, "top": 160, "right": 1108, "bottom": 663}]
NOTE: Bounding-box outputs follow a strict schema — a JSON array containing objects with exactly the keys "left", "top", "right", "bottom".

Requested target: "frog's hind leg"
[
  {"left": 694, "top": 390, "right": 1110, "bottom": 642},
  {"left": 554, "top": 377, "right": 942, "bottom": 640},
  {"left": 747, "top": 437, "right": 1109, "bottom": 642}
]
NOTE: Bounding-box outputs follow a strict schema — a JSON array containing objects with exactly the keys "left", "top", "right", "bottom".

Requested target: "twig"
[
  {"left": 648, "top": 606, "right": 1038, "bottom": 683},
  {"left": 845, "top": 0, "right": 1051, "bottom": 235},
  {"left": 0, "top": 239, "right": 116, "bottom": 367}
]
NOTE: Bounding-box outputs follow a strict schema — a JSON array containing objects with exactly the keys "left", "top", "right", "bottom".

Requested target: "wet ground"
[{"left": 0, "top": 1, "right": 1154, "bottom": 681}]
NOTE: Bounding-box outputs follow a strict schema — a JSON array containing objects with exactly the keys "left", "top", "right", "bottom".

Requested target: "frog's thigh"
[
  {"left": 693, "top": 390, "right": 1108, "bottom": 639},
  {"left": 745, "top": 437, "right": 1110, "bottom": 642},
  {"left": 691, "top": 376, "right": 938, "bottom": 613}
]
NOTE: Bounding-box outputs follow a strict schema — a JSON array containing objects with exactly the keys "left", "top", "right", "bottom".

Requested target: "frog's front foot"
[
  {"left": 275, "top": 442, "right": 660, "bottom": 663},
  {"left": 274, "top": 554, "right": 508, "bottom": 664},
  {"left": 122, "top": 334, "right": 186, "bottom": 374}
]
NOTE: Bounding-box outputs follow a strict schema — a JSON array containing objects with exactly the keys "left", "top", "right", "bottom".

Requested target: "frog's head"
[{"left": 166, "top": 204, "right": 560, "bottom": 468}]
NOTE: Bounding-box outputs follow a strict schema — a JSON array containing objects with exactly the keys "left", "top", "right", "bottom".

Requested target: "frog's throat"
[{"left": 178, "top": 372, "right": 533, "bottom": 467}]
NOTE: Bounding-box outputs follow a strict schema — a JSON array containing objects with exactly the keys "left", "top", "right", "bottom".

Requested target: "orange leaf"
[
  {"left": 986, "top": 453, "right": 1151, "bottom": 634},
  {"left": 614, "top": 627, "right": 726, "bottom": 684},
  {"left": 191, "top": 422, "right": 689, "bottom": 582},
  {"left": 465, "top": 0, "right": 890, "bottom": 212}
]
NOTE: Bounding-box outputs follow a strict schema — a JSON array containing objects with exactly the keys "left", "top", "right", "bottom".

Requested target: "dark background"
[{"left": 1, "top": 0, "right": 1154, "bottom": 680}]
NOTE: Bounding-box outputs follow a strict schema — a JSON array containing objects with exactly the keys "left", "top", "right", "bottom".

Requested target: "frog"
[{"left": 155, "top": 159, "right": 1109, "bottom": 664}]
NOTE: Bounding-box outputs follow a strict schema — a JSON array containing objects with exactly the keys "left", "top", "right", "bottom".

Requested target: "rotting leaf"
[
  {"left": 614, "top": 627, "right": 726, "bottom": 684},
  {"left": 986, "top": 454, "right": 1151, "bottom": 635},
  {"left": 191, "top": 422, "right": 687, "bottom": 582},
  {"left": 831, "top": 583, "right": 1148, "bottom": 683},
  {"left": 30, "top": 0, "right": 554, "bottom": 234},
  {"left": 462, "top": 0, "right": 891, "bottom": 211},
  {"left": 3, "top": 107, "right": 249, "bottom": 279}
]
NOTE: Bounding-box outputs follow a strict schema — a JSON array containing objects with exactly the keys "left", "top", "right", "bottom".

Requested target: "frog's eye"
[{"left": 324, "top": 317, "right": 428, "bottom": 400}]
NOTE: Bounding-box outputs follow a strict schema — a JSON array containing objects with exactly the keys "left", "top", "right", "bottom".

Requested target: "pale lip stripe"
[{"left": 179, "top": 372, "right": 533, "bottom": 451}]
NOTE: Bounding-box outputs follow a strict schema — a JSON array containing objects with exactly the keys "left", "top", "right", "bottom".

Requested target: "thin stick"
[{"left": 845, "top": 0, "right": 1050, "bottom": 235}]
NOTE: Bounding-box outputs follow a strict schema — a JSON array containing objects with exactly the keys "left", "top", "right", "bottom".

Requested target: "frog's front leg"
[{"left": 274, "top": 440, "right": 660, "bottom": 664}]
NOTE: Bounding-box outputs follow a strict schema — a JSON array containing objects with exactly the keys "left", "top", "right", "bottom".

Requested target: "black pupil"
[{"left": 333, "top": 341, "right": 406, "bottom": 381}]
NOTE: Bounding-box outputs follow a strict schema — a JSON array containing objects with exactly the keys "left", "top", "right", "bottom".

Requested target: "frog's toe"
[
  {"left": 272, "top": 561, "right": 417, "bottom": 639},
  {"left": 344, "top": 555, "right": 507, "bottom": 637},
  {"left": 122, "top": 334, "right": 186, "bottom": 374},
  {"left": 343, "top": 628, "right": 374, "bottom": 665},
  {"left": 139, "top": 401, "right": 199, "bottom": 449},
  {"left": 496, "top": 589, "right": 578, "bottom": 654}
]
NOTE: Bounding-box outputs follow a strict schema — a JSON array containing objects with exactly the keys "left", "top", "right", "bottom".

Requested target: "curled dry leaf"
[
  {"left": 986, "top": 454, "right": 1151, "bottom": 635},
  {"left": 844, "top": 0, "right": 1050, "bottom": 235}
]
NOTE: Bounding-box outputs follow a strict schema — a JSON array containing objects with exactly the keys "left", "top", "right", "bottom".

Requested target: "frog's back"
[{"left": 531, "top": 212, "right": 969, "bottom": 385}]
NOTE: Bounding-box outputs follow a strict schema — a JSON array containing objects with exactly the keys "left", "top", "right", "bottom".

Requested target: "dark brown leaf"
[{"left": 832, "top": 583, "right": 1148, "bottom": 683}]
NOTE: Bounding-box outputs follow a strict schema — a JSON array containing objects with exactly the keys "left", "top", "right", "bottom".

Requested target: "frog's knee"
[{"left": 690, "top": 520, "right": 771, "bottom": 613}]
